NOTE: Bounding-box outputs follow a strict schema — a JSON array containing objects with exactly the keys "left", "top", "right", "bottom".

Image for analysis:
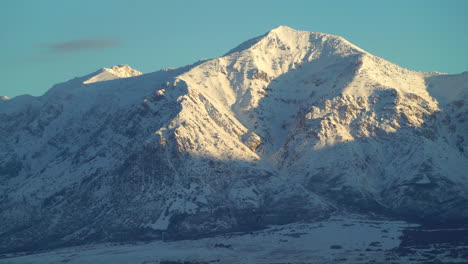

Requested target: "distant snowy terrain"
[{"left": 0, "top": 26, "right": 467, "bottom": 262}]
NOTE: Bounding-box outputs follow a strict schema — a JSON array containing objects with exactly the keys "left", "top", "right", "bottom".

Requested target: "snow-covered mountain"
[{"left": 1, "top": 26, "right": 467, "bottom": 253}]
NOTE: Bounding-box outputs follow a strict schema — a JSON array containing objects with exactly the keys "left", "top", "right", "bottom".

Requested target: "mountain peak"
[
  {"left": 269, "top": 25, "right": 296, "bottom": 33},
  {"left": 105, "top": 64, "right": 141, "bottom": 76},
  {"left": 83, "top": 64, "right": 142, "bottom": 84},
  {"left": 225, "top": 26, "right": 364, "bottom": 58},
  {"left": 0, "top": 95, "right": 10, "bottom": 100}
]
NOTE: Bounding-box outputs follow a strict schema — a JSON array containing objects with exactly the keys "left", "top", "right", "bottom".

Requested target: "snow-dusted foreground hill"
[{"left": 0, "top": 26, "right": 467, "bottom": 255}]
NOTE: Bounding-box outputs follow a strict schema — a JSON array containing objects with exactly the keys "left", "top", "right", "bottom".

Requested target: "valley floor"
[{"left": 1, "top": 215, "right": 467, "bottom": 264}]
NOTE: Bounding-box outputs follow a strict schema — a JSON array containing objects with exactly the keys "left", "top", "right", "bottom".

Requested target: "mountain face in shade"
[{"left": 0, "top": 26, "right": 467, "bottom": 253}]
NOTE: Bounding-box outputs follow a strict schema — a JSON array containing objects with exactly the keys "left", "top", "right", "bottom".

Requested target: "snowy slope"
[{"left": 0, "top": 26, "right": 467, "bottom": 253}]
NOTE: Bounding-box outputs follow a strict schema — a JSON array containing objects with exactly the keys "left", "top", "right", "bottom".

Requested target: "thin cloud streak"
[{"left": 44, "top": 39, "right": 120, "bottom": 53}]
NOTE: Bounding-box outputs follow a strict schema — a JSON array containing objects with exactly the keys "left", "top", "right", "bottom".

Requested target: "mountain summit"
[
  {"left": 83, "top": 64, "right": 143, "bottom": 84},
  {"left": 0, "top": 26, "right": 467, "bottom": 253}
]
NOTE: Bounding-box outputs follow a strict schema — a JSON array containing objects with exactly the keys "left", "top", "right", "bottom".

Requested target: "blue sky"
[{"left": 1, "top": 0, "right": 467, "bottom": 97}]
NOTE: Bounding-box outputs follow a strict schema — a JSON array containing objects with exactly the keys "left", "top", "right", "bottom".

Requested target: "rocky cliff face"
[{"left": 0, "top": 26, "right": 467, "bottom": 253}]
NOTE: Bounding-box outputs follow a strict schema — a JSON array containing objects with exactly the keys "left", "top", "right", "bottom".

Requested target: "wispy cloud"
[
  {"left": 17, "top": 38, "right": 121, "bottom": 63},
  {"left": 43, "top": 38, "right": 120, "bottom": 53}
]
